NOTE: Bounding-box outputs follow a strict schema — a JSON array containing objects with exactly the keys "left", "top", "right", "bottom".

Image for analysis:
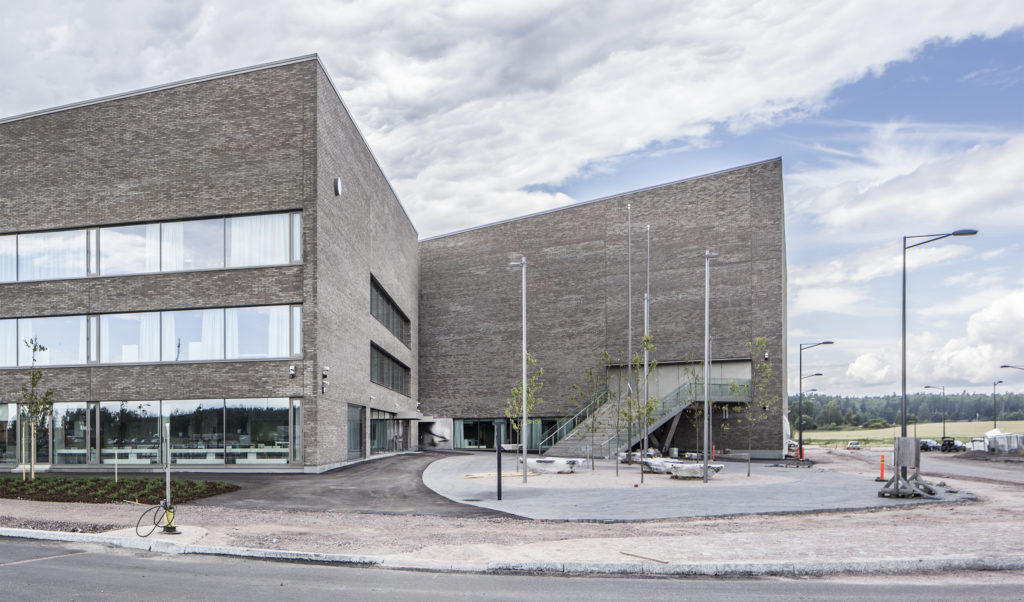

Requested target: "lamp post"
[
  {"left": 703, "top": 249, "right": 718, "bottom": 483},
  {"left": 993, "top": 380, "right": 1003, "bottom": 428},
  {"left": 901, "top": 230, "right": 977, "bottom": 439},
  {"left": 798, "top": 341, "right": 832, "bottom": 460},
  {"left": 509, "top": 256, "right": 527, "bottom": 483},
  {"left": 924, "top": 385, "right": 946, "bottom": 439}
]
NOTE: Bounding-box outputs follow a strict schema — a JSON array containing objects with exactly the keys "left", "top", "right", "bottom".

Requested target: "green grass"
[
  {"left": 0, "top": 475, "right": 238, "bottom": 504},
  {"left": 802, "top": 420, "right": 1024, "bottom": 447}
]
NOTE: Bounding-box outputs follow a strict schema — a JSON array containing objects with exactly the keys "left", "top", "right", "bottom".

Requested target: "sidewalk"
[{"left": 3, "top": 448, "right": 1024, "bottom": 576}]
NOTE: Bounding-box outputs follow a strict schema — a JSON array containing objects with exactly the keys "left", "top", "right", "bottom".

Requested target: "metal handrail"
[
  {"left": 538, "top": 388, "right": 610, "bottom": 450},
  {"left": 596, "top": 378, "right": 750, "bottom": 454}
]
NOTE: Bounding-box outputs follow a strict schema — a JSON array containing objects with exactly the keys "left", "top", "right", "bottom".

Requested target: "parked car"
[
  {"left": 845, "top": 441, "right": 861, "bottom": 450},
  {"left": 940, "top": 437, "right": 967, "bottom": 452},
  {"left": 920, "top": 439, "right": 941, "bottom": 451}
]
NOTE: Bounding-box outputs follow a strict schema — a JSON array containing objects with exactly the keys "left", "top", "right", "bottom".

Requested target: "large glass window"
[
  {"left": 18, "top": 315, "right": 87, "bottom": 366},
  {"left": 18, "top": 230, "right": 87, "bottom": 281},
  {"left": 0, "top": 235, "right": 15, "bottom": 282},
  {"left": 99, "top": 401, "right": 161, "bottom": 464},
  {"left": 0, "top": 404, "right": 17, "bottom": 463},
  {"left": 225, "top": 398, "right": 290, "bottom": 464},
  {"left": 161, "top": 218, "right": 224, "bottom": 272},
  {"left": 53, "top": 403, "right": 89, "bottom": 465},
  {"left": 163, "top": 399, "right": 224, "bottom": 465},
  {"left": 161, "top": 308, "right": 224, "bottom": 362},
  {"left": 227, "top": 213, "right": 290, "bottom": 268},
  {"left": 370, "top": 343, "right": 410, "bottom": 396},
  {"left": 100, "top": 224, "right": 160, "bottom": 276},
  {"left": 226, "top": 306, "right": 292, "bottom": 359},
  {"left": 0, "top": 320, "right": 16, "bottom": 367},
  {"left": 100, "top": 312, "right": 160, "bottom": 364}
]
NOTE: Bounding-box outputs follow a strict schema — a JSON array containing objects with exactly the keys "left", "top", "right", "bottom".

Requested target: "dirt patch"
[{"left": 0, "top": 476, "right": 238, "bottom": 504}]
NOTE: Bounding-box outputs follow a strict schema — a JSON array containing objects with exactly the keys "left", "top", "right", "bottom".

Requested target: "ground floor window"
[
  {"left": 370, "top": 409, "right": 409, "bottom": 455},
  {"left": 347, "top": 404, "right": 364, "bottom": 460},
  {"left": 0, "top": 398, "right": 302, "bottom": 466}
]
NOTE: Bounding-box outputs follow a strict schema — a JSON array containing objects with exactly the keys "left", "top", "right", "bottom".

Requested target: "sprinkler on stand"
[{"left": 160, "top": 421, "right": 181, "bottom": 535}]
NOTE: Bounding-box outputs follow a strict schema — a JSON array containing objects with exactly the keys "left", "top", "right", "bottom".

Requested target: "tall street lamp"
[
  {"left": 901, "top": 229, "right": 977, "bottom": 438},
  {"left": 509, "top": 256, "right": 528, "bottom": 483},
  {"left": 993, "top": 380, "right": 1003, "bottom": 428},
  {"left": 924, "top": 385, "right": 946, "bottom": 439},
  {"left": 799, "top": 340, "right": 832, "bottom": 460},
  {"left": 702, "top": 249, "right": 718, "bottom": 483},
  {"left": 1001, "top": 364, "right": 1024, "bottom": 371}
]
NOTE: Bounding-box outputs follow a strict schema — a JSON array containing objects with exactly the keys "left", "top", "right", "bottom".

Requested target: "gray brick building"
[
  {"left": 0, "top": 56, "right": 788, "bottom": 473},
  {"left": 418, "top": 159, "right": 788, "bottom": 459},
  {"left": 1, "top": 56, "right": 419, "bottom": 472}
]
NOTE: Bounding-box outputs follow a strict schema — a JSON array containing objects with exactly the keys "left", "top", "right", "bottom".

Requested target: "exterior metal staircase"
[{"left": 542, "top": 377, "right": 750, "bottom": 458}]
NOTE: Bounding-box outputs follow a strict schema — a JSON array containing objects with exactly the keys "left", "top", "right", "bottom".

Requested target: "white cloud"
[
  {"left": 2, "top": 1, "right": 1023, "bottom": 236},
  {"left": 846, "top": 352, "right": 895, "bottom": 386}
]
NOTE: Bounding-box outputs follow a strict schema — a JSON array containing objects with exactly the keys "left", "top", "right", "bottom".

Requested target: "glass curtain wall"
[
  {"left": 18, "top": 316, "right": 87, "bottom": 366},
  {"left": 453, "top": 419, "right": 497, "bottom": 449},
  {"left": 161, "top": 308, "right": 224, "bottom": 362},
  {"left": 100, "top": 312, "right": 160, "bottom": 363},
  {"left": 0, "top": 320, "right": 15, "bottom": 367},
  {"left": 100, "top": 224, "right": 160, "bottom": 276}
]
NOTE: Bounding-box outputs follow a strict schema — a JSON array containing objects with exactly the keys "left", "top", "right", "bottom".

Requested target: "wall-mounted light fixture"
[
  {"left": 333, "top": 177, "right": 343, "bottom": 196},
  {"left": 289, "top": 365, "right": 296, "bottom": 379},
  {"left": 321, "top": 366, "right": 330, "bottom": 394}
]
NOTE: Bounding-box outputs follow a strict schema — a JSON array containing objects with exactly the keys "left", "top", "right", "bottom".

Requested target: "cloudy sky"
[{"left": 2, "top": 1, "right": 1022, "bottom": 396}]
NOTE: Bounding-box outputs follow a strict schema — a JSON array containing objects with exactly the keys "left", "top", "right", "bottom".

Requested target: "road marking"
[{"left": 0, "top": 551, "right": 90, "bottom": 567}]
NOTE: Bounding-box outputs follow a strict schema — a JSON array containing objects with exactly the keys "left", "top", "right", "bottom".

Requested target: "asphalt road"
[
  {"left": 186, "top": 451, "right": 508, "bottom": 517},
  {"left": 847, "top": 449, "right": 1024, "bottom": 484},
  {"left": 4, "top": 538, "right": 1022, "bottom": 601}
]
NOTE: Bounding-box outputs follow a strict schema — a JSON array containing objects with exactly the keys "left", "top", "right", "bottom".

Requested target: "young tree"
[
  {"left": 21, "top": 338, "right": 54, "bottom": 480},
  {"left": 729, "top": 337, "right": 779, "bottom": 477},
  {"left": 506, "top": 352, "right": 544, "bottom": 454},
  {"left": 569, "top": 351, "right": 610, "bottom": 469},
  {"left": 620, "top": 335, "right": 659, "bottom": 476}
]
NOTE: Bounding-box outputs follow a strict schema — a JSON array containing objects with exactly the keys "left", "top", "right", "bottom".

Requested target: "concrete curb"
[{"left": 4, "top": 527, "right": 1024, "bottom": 576}]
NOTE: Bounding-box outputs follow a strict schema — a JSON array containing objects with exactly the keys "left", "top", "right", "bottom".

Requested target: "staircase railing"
[
  {"left": 593, "top": 377, "right": 750, "bottom": 457},
  {"left": 538, "top": 388, "right": 610, "bottom": 451}
]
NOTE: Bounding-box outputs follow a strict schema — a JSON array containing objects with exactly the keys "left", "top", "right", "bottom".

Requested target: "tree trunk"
[{"left": 30, "top": 422, "right": 36, "bottom": 480}]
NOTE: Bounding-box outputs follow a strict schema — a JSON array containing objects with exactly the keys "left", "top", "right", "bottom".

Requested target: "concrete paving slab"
[{"left": 422, "top": 453, "right": 975, "bottom": 520}]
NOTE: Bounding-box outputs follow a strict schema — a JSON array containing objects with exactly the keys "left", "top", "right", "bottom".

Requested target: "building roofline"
[
  {"left": 419, "top": 156, "right": 782, "bottom": 242},
  {"left": 0, "top": 53, "right": 418, "bottom": 234},
  {"left": 0, "top": 54, "right": 321, "bottom": 126}
]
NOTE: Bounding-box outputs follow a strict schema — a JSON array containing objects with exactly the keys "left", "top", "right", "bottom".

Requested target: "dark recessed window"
[
  {"left": 370, "top": 343, "right": 410, "bottom": 396},
  {"left": 370, "top": 276, "right": 410, "bottom": 347}
]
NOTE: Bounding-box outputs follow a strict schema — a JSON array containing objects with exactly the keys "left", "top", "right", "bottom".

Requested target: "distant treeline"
[{"left": 787, "top": 391, "right": 1024, "bottom": 431}]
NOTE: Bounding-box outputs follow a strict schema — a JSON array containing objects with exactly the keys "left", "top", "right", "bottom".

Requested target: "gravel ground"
[{"left": 3, "top": 448, "right": 1023, "bottom": 567}]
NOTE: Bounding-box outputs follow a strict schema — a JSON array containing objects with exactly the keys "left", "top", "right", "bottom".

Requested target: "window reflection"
[
  {"left": 18, "top": 230, "right": 87, "bottom": 281},
  {"left": 225, "top": 398, "right": 290, "bottom": 464},
  {"left": 99, "top": 401, "right": 160, "bottom": 464},
  {"left": 0, "top": 235, "right": 15, "bottom": 282},
  {"left": 163, "top": 399, "right": 224, "bottom": 464},
  {"left": 53, "top": 403, "right": 89, "bottom": 465},
  {"left": 161, "top": 309, "right": 224, "bottom": 361},
  {"left": 162, "top": 219, "right": 224, "bottom": 271},
  {"left": 100, "top": 224, "right": 160, "bottom": 276},
  {"left": 0, "top": 404, "right": 17, "bottom": 463},
  {"left": 18, "top": 316, "right": 87, "bottom": 366},
  {"left": 226, "top": 306, "right": 291, "bottom": 359},
  {"left": 0, "top": 320, "right": 15, "bottom": 368},
  {"left": 101, "top": 313, "right": 160, "bottom": 363},
  {"left": 227, "top": 214, "right": 290, "bottom": 267}
]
